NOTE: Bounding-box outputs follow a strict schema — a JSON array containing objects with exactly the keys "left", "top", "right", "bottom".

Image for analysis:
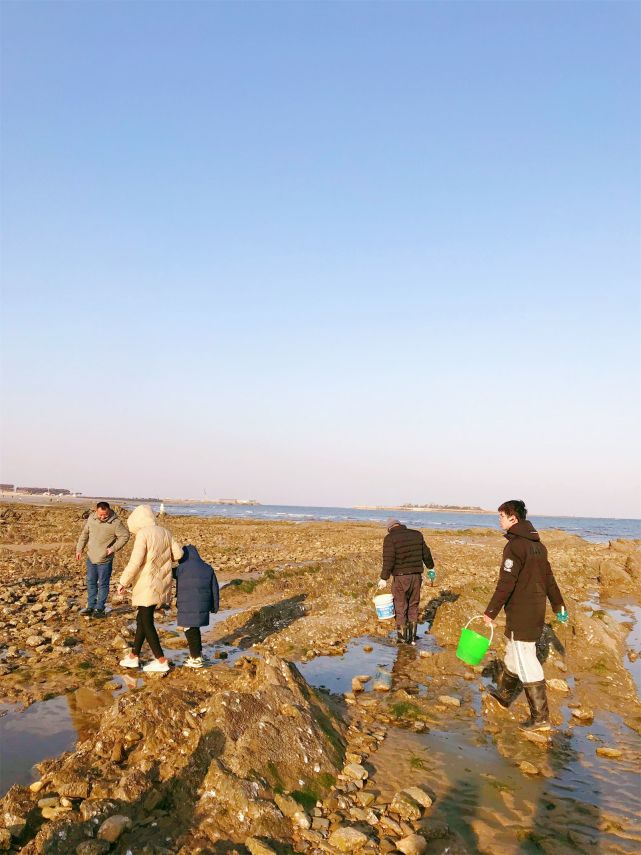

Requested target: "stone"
[
  {"left": 76, "top": 842, "right": 111, "bottom": 855},
  {"left": 245, "top": 838, "right": 279, "bottom": 855},
  {"left": 596, "top": 747, "right": 623, "bottom": 759},
  {"left": 401, "top": 787, "right": 432, "bottom": 809},
  {"left": 352, "top": 677, "right": 365, "bottom": 693},
  {"left": 292, "top": 811, "right": 311, "bottom": 829},
  {"left": 522, "top": 730, "right": 550, "bottom": 746},
  {"left": 28, "top": 780, "right": 44, "bottom": 793},
  {"left": 37, "top": 797, "right": 60, "bottom": 808},
  {"left": 519, "top": 761, "right": 539, "bottom": 775},
  {"left": 274, "top": 793, "right": 301, "bottom": 818},
  {"left": 343, "top": 762, "right": 368, "bottom": 781},
  {"left": 79, "top": 799, "right": 120, "bottom": 823},
  {"left": 571, "top": 708, "right": 594, "bottom": 722},
  {"left": 355, "top": 791, "right": 376, "bottom": 808},
  {"left": 311, "top": 817, "right": 330, "bottom": 831},
  {"left": 97, "top": 814, "right": 132, "bottom": 842},
  {"left": 390, "top": 791, "right": 423, "bottom": 821},
  {"left": 547, "top": 678, "right": 570, "bottom": 693},
  {"left": 378, "top": 814, "right": 403, "bottom": 835},
  {"left": 328, "top": 826, "right": 369, "bottom": 851},
  {"left": 396, "top": 833, "right": 428, "bottom": 855},
  {"left": 437, "top": 695, "right": 461, "bottom": 707},
  {"left": 54, "top": 775, "right": 90, "bottom": 799},
  {"left": 0, "top": 830, "right": 10, "bottom": 851},
  {"left": 363, "top": 645, "right": 373, "bottom": 652}
]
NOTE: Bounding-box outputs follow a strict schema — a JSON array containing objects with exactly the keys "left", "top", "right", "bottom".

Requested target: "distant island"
[{"left": 354, "top": 503, "right": 491, "bottom": 514}]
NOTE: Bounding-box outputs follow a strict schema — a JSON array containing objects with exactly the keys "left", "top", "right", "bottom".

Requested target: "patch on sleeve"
[{"left": 503, "top": 558, "right": 514, "bottom": 572}]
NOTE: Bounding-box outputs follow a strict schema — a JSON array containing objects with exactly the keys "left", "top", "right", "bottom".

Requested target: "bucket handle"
[{"left": 464, "top": 615, "right": 494, "bottom": 645}]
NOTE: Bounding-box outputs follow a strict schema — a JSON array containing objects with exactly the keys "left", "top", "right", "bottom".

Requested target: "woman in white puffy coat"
[{"left": 117, "top": 504, "right": 183, "bottom": 673}]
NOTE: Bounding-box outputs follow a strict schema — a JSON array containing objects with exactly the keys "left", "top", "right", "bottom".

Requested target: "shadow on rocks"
[
  {"left": 218, "top": 595, "right": 307, "bottom": 649},
  {"left": 420, "top": 590, "right": 460, "bottom": 628}
]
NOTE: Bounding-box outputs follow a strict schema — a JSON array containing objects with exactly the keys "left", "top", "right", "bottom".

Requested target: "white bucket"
[{"left": 373, "top": 593, "right": 395, "bottom": 621}]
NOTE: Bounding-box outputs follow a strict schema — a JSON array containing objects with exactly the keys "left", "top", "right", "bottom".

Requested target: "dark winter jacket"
[
  {"left": 485, "top": 521, "right": 565, "bottom": 642},
  {"left": 174, "top": 545, "right": 220, "bottom": 628},
  {"left": 381, "top": 524, "right": 434, "bottom": 580}
]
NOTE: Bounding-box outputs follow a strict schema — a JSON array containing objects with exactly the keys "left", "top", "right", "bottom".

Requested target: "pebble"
[
  {"left": 522, "top": 730, "right": 549, "bottom": 746},
  {"left": 547, "top": 678, "right": 570, "bottom": 693},
  {"left": 596, "top": 747, "right": 623, "bottom": 759},
  {"left": 519, "top": 761, "right": 540, "bottom": 775},
  {"left": 396, "top": 833, "right": 428, "bottom": 855},
  {"left": 389, "top": 791, "right": 423, "bottom": 821},
  {"left": 402, "top": 786, "right": 433, "bottom": 809},
  {"left": 571, "top": 708, "right": 594, "bottom": 722},
  {"left": 363, "top": 645, "right": 373, "bottom": 652},
  {"left": 437, "top": 695, "right": 461, "bottom": 708},
  {"left": 29, "top": 780, "right": 44, "bottom": 793}
]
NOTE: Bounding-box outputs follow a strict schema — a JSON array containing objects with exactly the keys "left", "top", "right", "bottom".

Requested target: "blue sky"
[{"left": 1, "top": 1, "right": 639, "bottom": 517}]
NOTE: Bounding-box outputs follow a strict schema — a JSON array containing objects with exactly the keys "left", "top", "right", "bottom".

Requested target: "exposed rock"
[
  {"left": 245, "top": 838, "right": 279, "bottom": 855},
  {"left": 0, "top": 829, "right": 10, "bottom": 851},
  {"left": 596, "top": 746, "right": 623, "bottom": 759},
  {"left": 328, "top": 826, "right": 369, "bottom": 851},
  {"left": 343, "top": 762, "right": 368, "bottom": 781},
  {"left": 401, "top": 786, "right": 433, "bottom": 809},
  {"left": 397, "top": 833, "right": 428, "bottom": 855},
  {"left": 437, "top": 695, "right": 461, "bottom": 707},
  {"left": 547, "top": 678, "right": 570, "bottom": 693},
  {"left": 389, "top": 791, "right": 423, "bottom": 821},
  {"left": 519, "top": 761, "right": 539, "bottom": 775},
  {"left": 76, "top": 842, "right": 110, "bottom": 855},
  {"left": 97, "top": 814, "right": 132, "bottom": 842},
  {"left": 571, "top": 707, "right": 594, "bottom": 722}
]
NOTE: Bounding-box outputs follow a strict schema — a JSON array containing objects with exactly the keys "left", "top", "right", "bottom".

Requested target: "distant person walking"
[
  {"left": 377, "top": 518, "right": 435, "bottom": 644},
  {"left": 484, "top": 500, "right": 567, "bottom": 731},
  {"left": 174, "top": 545, "right": 220, "bottom": 668},
  {"left": 75, "top": 501, "right": 130, "bottom": 617},
  {"left": 117, "top": 504, "right": 183, "bottom": 673}
]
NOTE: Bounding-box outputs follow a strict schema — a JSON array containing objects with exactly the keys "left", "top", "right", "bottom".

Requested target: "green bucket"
[{"left": 456, "top": 616, "right": 494, "bottom": 665}]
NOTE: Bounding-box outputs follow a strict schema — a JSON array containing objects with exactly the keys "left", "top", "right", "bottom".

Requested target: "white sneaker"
[
  {"left": 184, "top": 656, "right": 204, "bottom": 669},
  {"left": 143, "top": 658, "right": 170, "bottom": 673},
  {"left": 119, "top": 654, "right": 139, "bottom": 668}
]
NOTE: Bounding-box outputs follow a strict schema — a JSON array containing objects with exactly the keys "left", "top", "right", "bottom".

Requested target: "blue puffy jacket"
[{"left": 174, "top": 545, "right": 220, "bottom": 628}]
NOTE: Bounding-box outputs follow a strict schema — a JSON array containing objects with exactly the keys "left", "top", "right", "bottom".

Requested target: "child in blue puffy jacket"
[{"left": 174, "top": 545, "right": 220, "bottom": 668}]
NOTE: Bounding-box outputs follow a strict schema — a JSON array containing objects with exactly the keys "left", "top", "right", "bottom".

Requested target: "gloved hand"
[
  {"left": 377, "top": 579, "right": 387, "bottom": 590},
  {"left": 556, "top": 607, "right": 569, "bottom": 624}
]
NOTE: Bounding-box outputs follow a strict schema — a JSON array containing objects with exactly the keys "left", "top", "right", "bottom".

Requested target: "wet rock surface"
[{"left": 1, "top": 503, "right": 640, "bottom": 852}]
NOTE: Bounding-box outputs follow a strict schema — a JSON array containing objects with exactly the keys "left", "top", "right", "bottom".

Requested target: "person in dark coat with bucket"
[
  {"left": 483, "top": 500, "right": 567, "bottom": 731},
  {"left": 174, "top": 545, "right": 220, "bottom": 669},
  {"left": 377, "top": 518, "right": 435, "bottom": 644}
]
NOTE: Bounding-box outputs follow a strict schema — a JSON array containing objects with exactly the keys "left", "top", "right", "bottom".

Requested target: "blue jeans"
[{"left": 86, "top": 559, "right": 113, "bottom": 610}]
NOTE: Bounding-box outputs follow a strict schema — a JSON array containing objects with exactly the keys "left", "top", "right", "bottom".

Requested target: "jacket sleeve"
[
  {"left": 171, "top": 538, "right": 183, "bottom": 563},
  {"left": 210, "top": 568, "right": 220, "bottom": 613},
  {"left": 76, "top": 520, "right": 90, "bottom": 555},
  {"left": 485, "top": 544, "right": 523, "bottom": 619},
  {"left": 119, "top": 531, "right": 146, "bottom": 589},
  {"left": 112, "top": 517, "right": 130, "bottom": 552},
  {"left": 545, "top": 562, "right": 564, "bottom": 613},
  {"left": 422, "top": 539, "right": 434, "bottom": 570},
  {"left": 381, "top": 534, "right": 396, "bottom": 580}
]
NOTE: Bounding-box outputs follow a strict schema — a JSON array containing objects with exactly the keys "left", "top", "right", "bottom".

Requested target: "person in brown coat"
[
  {"left": 378, "top": 518, "right": 435, "bottom": 644},
  {"left": 483, "top": 500, "right": 567, "bottom": 731}
]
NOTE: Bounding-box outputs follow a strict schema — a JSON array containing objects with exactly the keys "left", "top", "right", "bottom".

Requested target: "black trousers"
[
  {"left": 392, "top": 573, "right": 422, "bottom": 627},
  {"left": 185, "top": 627, "right": 202, "bottom": 658},
  {"left": 132, "top": 605, "right": 164, "bottom": 659}
]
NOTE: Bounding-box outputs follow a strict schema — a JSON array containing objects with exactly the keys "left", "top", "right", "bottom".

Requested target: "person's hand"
[
  {"left": 106, "top": 547, "right": 114, "bottom": 556},
  {"left": 483, "top": 614, "right": 494, "bottom": 627},
  {"left": 556, "top": 607, "right": 569, "bottom": 624},
  {"left": 377, "top": 579, "right": 387, "bottom": 590},
  {"left": 117, "top": 585, "right": 126, "bottom": 596},
  {"left": 75, "top": 552, "right": 82, "bottom": 561}
]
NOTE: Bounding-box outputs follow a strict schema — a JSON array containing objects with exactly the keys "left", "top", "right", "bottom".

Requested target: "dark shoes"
[
  {"left": 519, "top": 681, "right": 551, "bottom": 731},
  {"left": 488, "top": 662, "right": 523, "bottom": 709},
  {"left": 397, "top": 623, "right": 419, "bottom": 644},
  {"left": 92, "top": 609, "right": 107, "bottom": 619},
  {"left": 396, "top": 626, "right": 407, "bottom": 644},
  {"left": 80, "top": 607, "right": 94, "bottom": 616},
  {"left": 407, "top": 622, "right": 418, "bottom": 645}
]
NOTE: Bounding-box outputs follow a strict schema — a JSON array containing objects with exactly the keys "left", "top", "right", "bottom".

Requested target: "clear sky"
[{"left": 0, "top": 1, "right": 639, "bottom": 518}]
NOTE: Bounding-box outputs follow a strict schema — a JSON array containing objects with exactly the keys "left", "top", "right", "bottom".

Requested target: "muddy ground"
[{"left": 0, "top": 503, "right": 640, "bottom": 854}]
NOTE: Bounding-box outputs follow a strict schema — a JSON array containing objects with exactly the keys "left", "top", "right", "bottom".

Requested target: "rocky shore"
[{"left": 1, "top": 503, "right": 640, "bottom": 854}]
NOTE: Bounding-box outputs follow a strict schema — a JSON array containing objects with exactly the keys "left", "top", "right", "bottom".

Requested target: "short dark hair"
[
  {"left": 96, "top": 501, "right": 111, "bottom": 511},
  {"left": 498, "top": 500, "right": 527, "bottom": 521}
]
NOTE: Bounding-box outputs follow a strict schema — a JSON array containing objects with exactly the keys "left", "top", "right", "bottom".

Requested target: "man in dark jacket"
[
  {"left": 378, "top": 519, "right": 435, "bottom": 644},
  {"left": 484, "top": 500, "right": 567, "bottom": 731}
]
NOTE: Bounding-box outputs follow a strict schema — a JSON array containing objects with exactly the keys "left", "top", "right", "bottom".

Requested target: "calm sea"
[{"left": 134, "top": 503, "right": 640, "bottom": 543}]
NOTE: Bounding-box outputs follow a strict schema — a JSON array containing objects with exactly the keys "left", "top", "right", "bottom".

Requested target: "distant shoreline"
[{"left": 353, "top": 505, "right": 493, "bottom": 514}]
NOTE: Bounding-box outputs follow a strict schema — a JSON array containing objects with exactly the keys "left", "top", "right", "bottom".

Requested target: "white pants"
[{"left": 505, "top": 637, "right": 544, "bottom": 683}]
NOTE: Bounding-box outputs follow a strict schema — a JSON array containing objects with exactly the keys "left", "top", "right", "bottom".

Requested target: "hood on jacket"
[
  {"left": 505, "top": 520, "right": 540, "bottom": 542},
  {"left": 127, "top": 504, "right": 157, "bottom": 534},
  {"left": 179, "top": 544, "right": 200, "bottom": 563}
]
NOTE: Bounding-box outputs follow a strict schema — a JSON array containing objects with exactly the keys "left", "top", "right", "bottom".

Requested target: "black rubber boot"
[
  {"left": 408, "top": 622, "right": 418, "bottom": 645},
  {"left": 396, "top": 626, "right": 407, "bottom": 644},
  {"left": 519, "top": 681, "right": 551, "bottom": 730},
  {"left": 488, "top": 663, "right": 522, "bottom": 709}
]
